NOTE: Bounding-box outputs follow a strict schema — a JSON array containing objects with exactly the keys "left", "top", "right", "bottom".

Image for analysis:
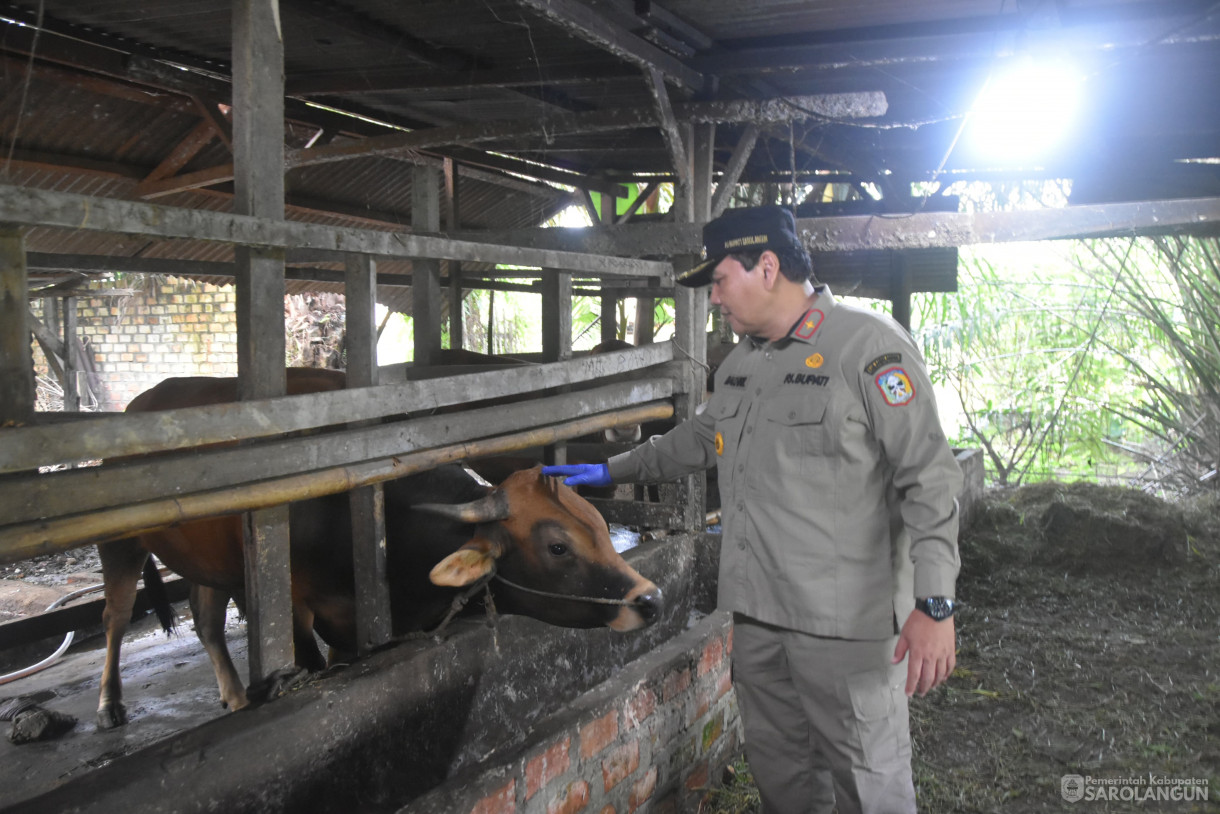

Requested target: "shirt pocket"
[
  {"left": 706, "top": 393, "right": 745, "bottom": 460},
  {"left": 759, "top": 392, "right": 831, "bottom": 479}
]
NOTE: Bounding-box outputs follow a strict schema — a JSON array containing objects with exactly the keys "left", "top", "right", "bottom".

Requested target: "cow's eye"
[{"left": 548, "top": 543, "right": 569, "bottom": 557}]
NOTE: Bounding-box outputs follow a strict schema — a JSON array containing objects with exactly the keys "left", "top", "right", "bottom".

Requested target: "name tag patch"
[
  {"left": 874, "top": 366, "right": 915, "bottom": 406},
  {"left": 784, "top": 373, "right": 829, "bottom": 387},
  {"left": 864, "top": 353, "right": 902, "bottom": 375},
  {"left": 723, "top": 375, "right": 748, "bottom": 388}
]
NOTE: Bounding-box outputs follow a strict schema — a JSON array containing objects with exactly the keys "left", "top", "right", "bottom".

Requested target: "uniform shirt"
[{"left": 607, "top": 286, "right": 962, "bottom": 639}]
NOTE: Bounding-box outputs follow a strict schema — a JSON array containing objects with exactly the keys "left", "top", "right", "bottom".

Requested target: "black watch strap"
[{"left": 915, "top": 596, "right": 956, "bottom": 621}]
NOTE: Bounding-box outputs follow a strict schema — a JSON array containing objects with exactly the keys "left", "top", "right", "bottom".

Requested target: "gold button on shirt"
[{"left": 608, "top": 286, "right": 963, "bottom": 639}]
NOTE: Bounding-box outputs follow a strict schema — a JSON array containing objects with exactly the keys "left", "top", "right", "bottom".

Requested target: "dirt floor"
[{"left": 706, "top": 482, "right": 1220, "bottom": 813}]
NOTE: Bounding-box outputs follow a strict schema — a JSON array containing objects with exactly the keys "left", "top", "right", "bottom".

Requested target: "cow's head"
[{"left": 417, "top": 466, "right": 662, "bottom": 631}]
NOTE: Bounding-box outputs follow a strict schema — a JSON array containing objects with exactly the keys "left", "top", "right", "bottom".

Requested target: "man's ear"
[{"left": 759, "top": 250, "right": 781, "bottom": 289}]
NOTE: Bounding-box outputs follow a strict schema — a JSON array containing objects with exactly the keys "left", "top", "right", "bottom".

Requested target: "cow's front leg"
[
  {"left": 189, "top": 584, "right": 249, "bottom": 711},
  {"left": 97, "top": 538, "right": 147, "bottom": 729}
]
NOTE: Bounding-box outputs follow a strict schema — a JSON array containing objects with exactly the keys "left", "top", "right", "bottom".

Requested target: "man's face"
[{"left": 709, "top": 255, "right": 766, "bottom": 336}]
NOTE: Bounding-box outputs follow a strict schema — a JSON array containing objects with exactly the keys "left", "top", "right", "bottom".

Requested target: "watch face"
[{"left": 922, "top": 597, "right": 955, "bottom": 620}]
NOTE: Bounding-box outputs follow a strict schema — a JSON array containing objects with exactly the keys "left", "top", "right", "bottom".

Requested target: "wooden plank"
[
  {"left": 0, "top": 228, "right": 34, "bottom": 426},
  {"left": 0, "top": 185, "right": 672, "bottom": 280},
  {"left": 0, "top": 343, "right": 675, "bottom": 473},
  {"left": 1, "top": 380, "right": 676, "bottom": 527},
  {"left": 0, "top": 401, "right": 677, "bottom": 563}
]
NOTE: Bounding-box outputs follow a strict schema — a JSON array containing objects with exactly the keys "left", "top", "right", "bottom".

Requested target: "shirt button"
[
  {"left": 736, "top": 464, "right": 744, "bottom": 473},
  {"left": 736, "top": 502, "right": 744, "bottom": 512},
  {"left": 788, "top": 410, "right": 796, "bottom": 419},
  {"left": 746, "top": 426, "right": 753, "bottom": 434},
  {"left": 755, "top": 387, "right": 762, "bottom": 395},
  {"left": 738, "top": 541, "right": 746, "bottom": 550}
]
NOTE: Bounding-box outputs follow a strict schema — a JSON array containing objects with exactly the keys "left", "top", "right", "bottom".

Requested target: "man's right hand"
[{"left": 541, "top": 463, "right": 613, "bottom": 487}]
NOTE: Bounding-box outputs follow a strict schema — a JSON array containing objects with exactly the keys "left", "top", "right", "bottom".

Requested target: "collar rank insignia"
[{"left": 793, "top": 309, "right": 823, "bottom": 340}]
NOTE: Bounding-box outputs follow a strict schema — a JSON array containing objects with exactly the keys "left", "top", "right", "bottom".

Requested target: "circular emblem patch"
[
  {"left": 805, "top": 353, "right": 823, "bottom": 369},
  {"left": 714, "top": 431, "right": 724, "bottom": 455}
]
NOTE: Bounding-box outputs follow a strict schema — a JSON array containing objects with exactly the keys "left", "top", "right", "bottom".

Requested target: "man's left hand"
[{"left": 892, "top": 612, "right": 956, "bottom": 697}]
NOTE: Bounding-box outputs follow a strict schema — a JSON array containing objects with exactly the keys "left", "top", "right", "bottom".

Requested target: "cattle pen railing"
[{"left": 0, "top": 183, "right": 710, "bottom": 670}]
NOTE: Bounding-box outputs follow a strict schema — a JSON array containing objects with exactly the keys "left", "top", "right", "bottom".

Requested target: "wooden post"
[
  {"left": 62, "top": 296, "right": 80, "bottom": 412},
  {"left": 345, "top": 253, "right": 391, "bottom": 653},
  {"left": 412, "top": 165, "right": 442, "bottom": 365},
  {"left": 600, "top": 294, "right": 618, "bottom": 344},
  {"left": 443, "top": 157, "right": 464, "bottom": 350},
  {"left": 890, "top": 253, "right": 912, "bottom": 331},
  {"left": 232, "top": 0, "right": 293, "bottom": 683},
  {"left": 541, "top": 267, "right": 573, "bottom": 466},
  {"left": 0, "top": 228, "right": 34, "bottom": 426},
  {"left": 671, "top": 123, "right": 711, "bottom": 532}
]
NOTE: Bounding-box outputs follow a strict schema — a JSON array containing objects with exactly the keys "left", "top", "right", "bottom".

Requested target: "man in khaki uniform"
[{"left": 544, "top": 206, "right": 962, "bottom": 814}]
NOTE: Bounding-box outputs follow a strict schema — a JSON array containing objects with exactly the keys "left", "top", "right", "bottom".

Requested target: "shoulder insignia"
[
  {"left": 864, "top": 352, "right": 902, "bottom": 375},
  {"left": 874, "top": 366, "right": 915, "bottom": 406},
  {"left": 793, "top": 309, "right": 824, "bottom": 340}
]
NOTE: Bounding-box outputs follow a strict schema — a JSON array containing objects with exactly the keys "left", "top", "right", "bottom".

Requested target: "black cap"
[{"left": 677, "top": 205, "right": 803, "bottom": 288}]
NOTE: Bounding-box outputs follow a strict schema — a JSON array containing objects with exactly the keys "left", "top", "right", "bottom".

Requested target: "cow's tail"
[{"left": 141, "top": 558, "right": 177, "bottom": 635}]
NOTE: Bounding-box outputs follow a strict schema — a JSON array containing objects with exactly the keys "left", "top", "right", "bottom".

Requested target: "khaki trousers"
[{"left": 731, "top": 614, "right": 917, "bottom": 814}]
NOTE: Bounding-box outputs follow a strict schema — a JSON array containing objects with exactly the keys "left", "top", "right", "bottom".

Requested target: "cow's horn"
[{"left": 413, "top": 490, "right": 510, "bottom": 523}]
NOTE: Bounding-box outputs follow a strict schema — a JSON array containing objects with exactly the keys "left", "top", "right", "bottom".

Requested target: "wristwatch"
[{"left": 915, "top": 596, "right": 956, "bottom": 621}]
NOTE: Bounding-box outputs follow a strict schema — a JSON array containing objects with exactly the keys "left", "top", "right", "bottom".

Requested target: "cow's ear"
[{"left": 429, "top": 537, "right": 503, "bottom": 586}]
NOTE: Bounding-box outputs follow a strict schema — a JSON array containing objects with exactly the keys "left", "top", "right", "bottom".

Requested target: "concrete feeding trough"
[{"left": 5, "top": 531, "right": 739, "bottom": 814}]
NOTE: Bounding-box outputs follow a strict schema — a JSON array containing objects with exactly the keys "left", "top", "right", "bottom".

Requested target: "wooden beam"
[
  {"left": 0, "top": 186, "right": 672, "bottom": 279},
  {"left": 232, "top": 0, "right": 292, "bottom": 683},
  {"left": 451, "top": 197, "right": 1220, "bottom": 254},
  {"left": 0, "top": 229, "right": 34, "bottom": 426},
  {"left": 2, "top": 343, "right": 674, "bottom": 474},
  {"left": 412, "top": 165, "right": 443, "bottom": 366},
  {"left": 616, "top": 181, "right": 659, "bottom": 224},
  {"left": 133, "top": 120, "right": 219, "bottom": 197},
  {"left": 286, "top": 64, "right": 636, "bottom": 96},
  {"left": 343, "top": 252, "right": 391, "bottom": 652},
  {"left": 710, "top": 124, "right": 758, "bottom": 218},
  {"left": 1, "top": 379, "right": 675, "bottom": 528},
  {"left": 62, "top": 296, "right": 79, "bottom": 411},
  {"left": 135, "top": 92, "right": 884, "bottom": 198},
  {"left": 515, "top": 0, "right": 703, "bottom": 92},
  {"left": 0, "top": 400, "right": 676, "bottom": 563},
  {"left": 193, "top": 96, "right": 234, "bottom": 150},
  {"left": 645, "top": 67, "right": 690, "bottom": 205}
]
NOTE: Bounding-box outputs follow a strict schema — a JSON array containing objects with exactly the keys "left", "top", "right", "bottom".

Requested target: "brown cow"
[{"left": 96, "top": 370, "right": 662, "bottom": 729}]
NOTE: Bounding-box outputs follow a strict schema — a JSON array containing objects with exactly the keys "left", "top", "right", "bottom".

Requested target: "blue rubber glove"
[{"left": 541, "top": 463, "right": 613, "bottom": 488}]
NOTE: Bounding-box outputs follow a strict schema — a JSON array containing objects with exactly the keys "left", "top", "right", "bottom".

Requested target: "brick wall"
[
  {"left": 408, "top": 610, "right": 743, "bottom": 814},
  {"left": 31, "top": 277, "right": 238, "bottom": 411}
]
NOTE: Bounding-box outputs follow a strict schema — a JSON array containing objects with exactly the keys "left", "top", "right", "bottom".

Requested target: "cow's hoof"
[{"left": 96, "top": 704, "right": 128, "bottom": 730}]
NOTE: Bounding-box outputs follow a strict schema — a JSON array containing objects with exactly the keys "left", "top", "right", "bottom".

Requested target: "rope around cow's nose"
[
  {"left": 394, "top": 566, "right": 642, "bottom": 644},
  {"left": 491, "top": 572, "right": 638, "bottom": 606}
]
